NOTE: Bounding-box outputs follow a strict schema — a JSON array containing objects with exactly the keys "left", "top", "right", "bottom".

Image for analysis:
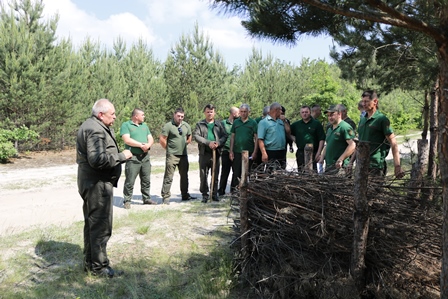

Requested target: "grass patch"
[{"left": 0, "top": 201, "right": 238, "bottom": 299}]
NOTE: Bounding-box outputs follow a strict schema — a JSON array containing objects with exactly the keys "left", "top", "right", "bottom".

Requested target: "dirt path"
[{"left": 0, "top": 148, "right": 204, "bottom": 236}]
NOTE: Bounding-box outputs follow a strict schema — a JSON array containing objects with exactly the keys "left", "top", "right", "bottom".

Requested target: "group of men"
[{"left": 76, "top": 90, "right": 403, "bottom": 277}]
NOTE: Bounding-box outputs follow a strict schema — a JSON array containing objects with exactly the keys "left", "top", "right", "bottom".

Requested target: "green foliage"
[
  {"left": 0, "top": 0, "right": 423, "bottom": 154},
  {"left": 0, "top": 125, "right": 39, "bottom": 161}
]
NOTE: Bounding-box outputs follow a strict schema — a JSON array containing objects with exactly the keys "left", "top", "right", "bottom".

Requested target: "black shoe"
[
  {"left": 182, "top": 195, "right": 196, "bottom": 201},
  {"left": 212, "top": 195, "right": 219, "bottom": 202},
  {"left": 143, "top": 199, "right": 157, "bottom": 205},
  {"left": 218, "top": 191, "right": 225, "bottom": 196},
  {"left": 91, "top": 266, "right": 123, "bottom": 278},
  {"left": 201, "top": 194, "right": 209, "bottom": 203}
]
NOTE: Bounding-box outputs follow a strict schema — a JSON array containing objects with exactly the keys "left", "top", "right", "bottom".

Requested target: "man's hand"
[
  {"left": 123, "top": 149, "right": 132, "bottom": 159},
  {"left": 262, "top": 152, "right": 269, "bottom": 163},
  {"left": 209, "top": 142, "right": 219, "bottom": 150},
  {"left": 394, "top": 165, "right": 405, "bottom": 179}
]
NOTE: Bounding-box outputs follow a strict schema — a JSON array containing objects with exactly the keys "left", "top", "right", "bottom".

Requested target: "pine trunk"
[{"left": 438, "top": 40, "right": 448, "bottom": 299}]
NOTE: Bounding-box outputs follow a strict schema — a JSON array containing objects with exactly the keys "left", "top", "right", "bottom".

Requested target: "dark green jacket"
[
  {"left": 76, "top": 116, "right": 127, "bottom": 187},
  {"left": 193, "top": 119, "right": 228, "bottom": 156}
]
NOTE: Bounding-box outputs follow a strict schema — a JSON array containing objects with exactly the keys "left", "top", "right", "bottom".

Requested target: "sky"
[{"left": 40, "top": 0, "right": 334, "bottom": 67}]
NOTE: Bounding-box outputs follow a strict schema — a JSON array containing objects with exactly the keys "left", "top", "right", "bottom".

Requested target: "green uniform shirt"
[
  {"left": 161, "top": 120, "right": 192, "bottom": 156},
  {"left": 222, "top": 119, "right": 233, "bottom": 152},
  {"left": 325, "top": 120, "right": 355, "bottom": 167},
  {"left": 231, "top": 118, "right": 258, "bottom": 153},
  {"left": 358, "top": 110, "right": 393, "bottom": 169},
  {"left": 120, "top": 120, "right": 151, "bottom": 154},
  {"left": 290, "top": 118, "right": 325, "bottom": 153}
]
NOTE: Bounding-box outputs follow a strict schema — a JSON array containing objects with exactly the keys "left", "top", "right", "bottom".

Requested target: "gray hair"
[
  {"left": 262, "top": 106, "right": 270, "bottom": 116},
  {"left": 240, "top": 103, "right": 251, "bottom": 111},
  {"left": 270, "top": 102, "right": 281, "bottom": 111},
  {"left": 92, "top": 99, "right": 112, "bottom": 117}
]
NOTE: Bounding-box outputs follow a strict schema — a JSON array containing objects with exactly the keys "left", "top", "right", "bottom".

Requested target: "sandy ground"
[
  {"left": 0, "top": 153, "right": 206, "bottom": 236},
  {"left": 0, "top": 133, "right": 420, "bottom": 237}
]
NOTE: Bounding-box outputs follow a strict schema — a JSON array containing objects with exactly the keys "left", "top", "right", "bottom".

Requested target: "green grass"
[{"left": 0, "top": 201, "right": 238, "bottom": 299}]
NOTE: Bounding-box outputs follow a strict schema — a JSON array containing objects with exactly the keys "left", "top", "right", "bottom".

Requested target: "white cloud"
[
  {"left": 42, "top": 0, "right": 156, "bottom": 48},
  {"left": 146, "top": 0, "right": 206, "bottom": 24}
]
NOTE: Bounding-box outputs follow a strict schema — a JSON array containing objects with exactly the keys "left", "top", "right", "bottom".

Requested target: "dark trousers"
[
  {"left": 199, "top": 151, "right": 220, "bottom": 196},
  {"left": 232, "top": 152, "right": 254, "bottom": 189},
  {"left": 161, "top": 154, "right": 190, "bottom": 199},
  {"left": 123, "top": 154, "right": 151, "bottom": 202},
  {"left": 79, "top": 180, "right": 113, "bottom": 272},
  {"left": 218, "top": 151, "right": 233, "bottom": 195},
  {"left": 296, "top": 150, "right": 317, "bottom": 172},
  {"left": 266, "top": 149, "right": 287, "bottom": 170}
]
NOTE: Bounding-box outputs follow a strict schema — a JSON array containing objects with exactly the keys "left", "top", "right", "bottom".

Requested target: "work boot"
[
  {"left": 163, "top": 198, "right": 170, "bottom": 205},
  {"left": 123, "top": 202, "right": 131, "bottom": 209},
  {"left": 201, "top": 194, "right": 209, "bottom": 203}
]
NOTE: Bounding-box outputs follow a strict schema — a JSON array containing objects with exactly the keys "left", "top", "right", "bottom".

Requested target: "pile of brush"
[{"left": 231, "top": 165, "right": 442, "bottom": 298}]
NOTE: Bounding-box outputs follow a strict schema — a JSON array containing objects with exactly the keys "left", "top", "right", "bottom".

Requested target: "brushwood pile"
[{"left": 231, "top": 165, "right": 442, "bottom": 299}]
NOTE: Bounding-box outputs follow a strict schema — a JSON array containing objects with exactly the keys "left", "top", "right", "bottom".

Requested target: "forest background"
[{"left": 0, "top": 0, "right": 424, "bottom": 158}]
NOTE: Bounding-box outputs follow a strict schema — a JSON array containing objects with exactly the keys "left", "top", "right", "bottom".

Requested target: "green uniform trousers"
[
  {"left": 161, "top": 154, "right": 190, "bottom": 200},
  {"left": 123, "top": 154, "right": 151, "bottom": 202}
]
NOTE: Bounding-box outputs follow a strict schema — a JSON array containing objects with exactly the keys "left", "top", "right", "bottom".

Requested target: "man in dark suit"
[{"left": 77, "top": 98, "right": 132, "bottom": 278}]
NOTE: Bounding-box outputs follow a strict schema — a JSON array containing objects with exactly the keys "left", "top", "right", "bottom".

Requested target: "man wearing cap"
[
  {"left": 159, "top": 107, "right": 196, "bottom": 205},
  {"left": 319, "top": 105, "right": 356, "bottom": 174},
  {"left": 353, "top": 90, "right": 404, "bottom": 178},
  {"left": 121, "top": 108, "right": 156, "bottom": 209},
  {"left": 258, "top": 102, "right": 290, "bottom": 170},
  {"left": 290, "top": 105, "right": 326, "bottom": 171},
  {"left": 218, "top": 106, "right": 239, "bottom": 196},
  {"left": 326, "top": 104, "right": 357, "bottom": 133},
  {"left": 230, "top": 103, "right": 258, "bottom": 188}
]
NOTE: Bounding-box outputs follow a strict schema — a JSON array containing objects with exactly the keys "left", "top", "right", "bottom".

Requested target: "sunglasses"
[{"left": 178, "top": 127, "right": 182, "bottom": 135}]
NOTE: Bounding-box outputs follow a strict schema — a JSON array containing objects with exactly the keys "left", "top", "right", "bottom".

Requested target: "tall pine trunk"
[{"left": 438, "top": 40, "right": 448, "bottom": 298}]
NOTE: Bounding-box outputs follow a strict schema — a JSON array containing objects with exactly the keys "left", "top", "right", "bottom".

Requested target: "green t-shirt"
[
  {"left": 120, "top": 120, "right": 151, "bottom": 154},
  {"left": 222, "top": 119, "right": 233, "bottom": 152},
  {"left": 231, "top": 118, "right": 258, "bottom": 153},
  {"left": 161, "top": 120, "right": 192, "bottom": 156},
  {"left": 358, "top": 110, "right": 393, "bottom": 169},
  {"left": 290, "top": 118, "right": 325, "bottom": 153},
  {"left": 325, "top": 120, "right": 355, "bottom": 167}
]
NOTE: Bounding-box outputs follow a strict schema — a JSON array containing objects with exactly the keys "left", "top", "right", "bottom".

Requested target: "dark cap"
[{"left": 325, "top": 105, "right": 339, "bottom": 113}]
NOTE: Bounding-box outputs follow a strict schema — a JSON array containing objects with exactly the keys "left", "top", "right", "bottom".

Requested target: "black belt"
[{"left": 133, "top": 152, "right": 148, "bottom": 159}]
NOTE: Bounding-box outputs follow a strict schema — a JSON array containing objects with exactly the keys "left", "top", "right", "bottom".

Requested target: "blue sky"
[{"left": 41, "top": 0, "right": 334, "bottom": 67}]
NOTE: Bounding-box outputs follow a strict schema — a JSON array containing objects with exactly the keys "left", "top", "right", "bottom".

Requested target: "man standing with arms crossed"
[
  {"left": 218, "top": 106, "right": 239, "bottom": 196},
  {"left": 290, "top": 105, "right": 325, "bottom": 171},
  {"left": 318, "top": 105, "right": 356, "bottom": 174},
  {"left": 353, "top": 90, "right": 404, "bottom": 178},
  {"left": 160, "top": 108, "right": 196, "bottom": 205},
  {"left": 230, "top": 103, "right": 258, "bottom": 188},
  {"left": 194, "top": 104, "right": 228, "bottom": 203},
  {"left": 121, "top": 108, "right": 155, "bottom": 209},
  {"left": 77, "top": 99, "right": 132, "bottom": 278}
]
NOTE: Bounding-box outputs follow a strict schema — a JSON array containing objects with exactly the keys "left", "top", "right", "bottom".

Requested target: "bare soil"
[{"left": 0, "top": 143, "right": 206, "bottom": 236}]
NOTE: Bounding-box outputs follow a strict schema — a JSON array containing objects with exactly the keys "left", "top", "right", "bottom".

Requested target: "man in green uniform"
[
  {"left": 319, "top": 105, "right": 356, "bottom": 174},
  {"left": 193, "top": 104, "right": 228, "bottom": 203},
  {"left": 354, "top": 90, "right": 404, "bottom": 178},
  {"left": 230, "top": 103, "right": 258, "bottom": 188},
  {"left": 159, "top": 107, "right": 196, "bottom": 205},
  {"left": 121, "top": 108, "right": 155, "bottom": 209},
  {"left": 218, "top": 106, "right": 239, "bottom": 196},
  {"left": 290, "top": 105, "right": 325, "bottom": 171},
  {"left": 77, "top": 99, "right": 132, "bottom": 278}
]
